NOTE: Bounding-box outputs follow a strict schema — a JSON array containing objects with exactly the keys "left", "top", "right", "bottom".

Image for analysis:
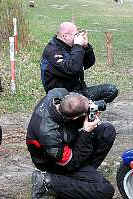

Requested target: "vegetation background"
[{"left": 0, "top": 0, "right": 133, "bottom": 114}]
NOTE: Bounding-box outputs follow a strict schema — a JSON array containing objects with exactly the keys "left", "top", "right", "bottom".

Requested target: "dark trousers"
[
  {"left": 50, "top": 122, "right": 116, "bottom": 199},
  {"left": 52, "top": 166, "right": 114, "bottom": 199},
  {"left": 79, "top": 83, "right": 118, "bottom": 103}
]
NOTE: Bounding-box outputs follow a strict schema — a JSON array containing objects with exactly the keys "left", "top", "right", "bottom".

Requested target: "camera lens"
[{"left": 94, "top": 100, "right": 106, "bottom": 111}]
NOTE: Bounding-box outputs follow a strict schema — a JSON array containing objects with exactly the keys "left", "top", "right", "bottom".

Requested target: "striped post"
[
  {"left": 9, "top": 37, "right": 16, "bottom": 94},
  {"left": 13, "top": 18, "right": 18, "bottom": 54}
]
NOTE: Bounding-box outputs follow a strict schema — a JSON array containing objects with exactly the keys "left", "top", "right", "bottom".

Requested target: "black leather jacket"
[
  {"left": 26, "top": 88, "right": 94, "bottom": 173},
  {"left": 40, "top": 36, "right": 95, "bottom": 93},
  {"left": 27, "top": 88, "right": 69, "bottom": 158}
]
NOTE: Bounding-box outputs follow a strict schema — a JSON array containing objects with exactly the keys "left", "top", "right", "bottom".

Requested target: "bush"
[{"left": 0, "top": 0, "right": 29, "bottom": 53}]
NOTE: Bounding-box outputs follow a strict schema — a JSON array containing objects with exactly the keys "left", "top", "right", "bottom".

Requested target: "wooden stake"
[
  {"left": 105, "top": 32, "right": 114, "bottom": 65},
  {"left": 72, "top": 16, "right": 75, "bottom": 23}
]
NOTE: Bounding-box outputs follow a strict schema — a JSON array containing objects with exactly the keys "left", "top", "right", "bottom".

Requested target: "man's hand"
[
  {"left": 74, "top": 30, "right": 88, "bottom": 47},
  {"left": 74, "top": 32, "right": 85, "bottom": 46},
  {"left": 82, "top": 115, "right": 100, "bottom": 133}
]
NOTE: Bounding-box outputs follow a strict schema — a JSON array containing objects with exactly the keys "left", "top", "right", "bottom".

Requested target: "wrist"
[{"left": 79, "top": 128, "right": 95, "bottom": 138}]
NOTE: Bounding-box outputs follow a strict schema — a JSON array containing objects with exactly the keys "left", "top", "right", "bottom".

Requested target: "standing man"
[
  {"left": 26, "top": 88, "right": 116, "bottom": 199},
  {"left": 40, "top": 21, "right": 118, "bottom": 103}
]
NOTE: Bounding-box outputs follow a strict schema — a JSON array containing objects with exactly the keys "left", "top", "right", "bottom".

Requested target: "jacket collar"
[
  {"left": 48, "top": 98, "right": 64, "bottom": 124},
  {"left": 52, "top": 35, "right": 72, "bottom": 51}
]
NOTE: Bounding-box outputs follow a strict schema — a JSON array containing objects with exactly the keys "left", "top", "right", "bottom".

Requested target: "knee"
[
  {"left": 104, "top": 122, "right": 116, "bottom": 144},
  {"left": 98, "top": 122, "right": 116, "bottom": 144},
  {"left": 105, "top": 84, "right": 119, "bottom": 103},
  {"left": 110, "top": 84, "right": 119, "bottom": 97}
]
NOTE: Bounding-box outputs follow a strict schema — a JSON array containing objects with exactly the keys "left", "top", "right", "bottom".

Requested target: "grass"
[{"left": 0, "top": 0, "right": 133, "bottom": 113}]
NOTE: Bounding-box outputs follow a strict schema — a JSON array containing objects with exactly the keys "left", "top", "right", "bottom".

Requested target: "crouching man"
[{"left": 26, "top": 88, "right": 116, "bottom": 199}]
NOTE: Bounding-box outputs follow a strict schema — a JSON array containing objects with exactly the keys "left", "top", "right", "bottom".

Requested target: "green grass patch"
[{"left": 0, "top": 0, "right": 133, "bottom": 113}]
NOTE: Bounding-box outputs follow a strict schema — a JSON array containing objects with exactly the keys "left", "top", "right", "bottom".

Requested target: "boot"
[{"left": 31, "top": 169, "right": 55, "bottom": 199}]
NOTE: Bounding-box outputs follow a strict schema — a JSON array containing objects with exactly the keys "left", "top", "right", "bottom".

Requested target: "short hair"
[{"left": 59, "top": 93, "right": 88, "bottom": 118}]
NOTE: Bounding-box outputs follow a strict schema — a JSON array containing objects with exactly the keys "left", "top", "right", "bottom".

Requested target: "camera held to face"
[{"left": 88, "top": 100, "right": 106, "bottom": 122}]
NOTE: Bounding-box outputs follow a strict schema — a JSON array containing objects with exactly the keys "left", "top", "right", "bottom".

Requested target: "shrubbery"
[{"left": 0, "top": 0, "right": 29, "bottom": 54}]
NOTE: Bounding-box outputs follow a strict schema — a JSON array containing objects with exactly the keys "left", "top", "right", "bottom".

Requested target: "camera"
[
  {"left": 75, "top": 30, "right": 86, "bottom": 37},
  {"left": 88, "top": 100, "right": 106, "bottom": 122}
]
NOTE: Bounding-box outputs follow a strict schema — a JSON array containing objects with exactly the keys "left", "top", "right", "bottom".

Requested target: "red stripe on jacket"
[
  {"left": 57, "top": 145, "right": 72, "bottom": 166},
  {"left": 26, "top": 139, "right": 41, "bottom": 148}
]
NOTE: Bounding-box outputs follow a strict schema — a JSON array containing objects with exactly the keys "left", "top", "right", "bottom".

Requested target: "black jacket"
[
  {"left": 40, "top": 36, "right": 95, "bottom": 93},
  {"left": 26, "top": 88, "right": 94, "bottom": 174}
]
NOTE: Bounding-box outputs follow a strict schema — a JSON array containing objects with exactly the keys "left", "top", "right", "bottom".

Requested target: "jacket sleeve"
[
  {"left": 56, "top": 130, "right": 94, "bottom": 172},
  {"left": 45, "top": 44, "right": 85, "bottom": 75},
  {"left": 83, "top": 43, "right": 95, "bottom": 70},
  {"left": 39, "top": 111, "right": 64, "bottom": 161}
]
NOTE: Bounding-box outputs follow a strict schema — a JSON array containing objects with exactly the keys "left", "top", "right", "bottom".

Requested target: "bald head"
[
  {"left": 57, "top": 22, "right": 78, "bottom": 46},
  {"left": 59, "top": 93, "right": 89, "bottom": 118},
  {"left": 57, "top": 22, "right": 77, "bottom": 35}
]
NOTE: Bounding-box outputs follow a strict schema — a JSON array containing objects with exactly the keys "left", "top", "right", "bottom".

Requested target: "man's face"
[
  {"left": 64, "top": 114, "right": 86, "bottom": 129},
  {"left": 63, "top": 25, "right": 78, "bottom": 46}
]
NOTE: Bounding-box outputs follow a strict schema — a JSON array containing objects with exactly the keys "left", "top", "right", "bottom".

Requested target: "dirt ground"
[{"left": 0, "top": 93, "right": 133, "bottom": 199}]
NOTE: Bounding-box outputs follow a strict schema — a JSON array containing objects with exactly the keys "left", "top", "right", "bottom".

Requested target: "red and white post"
[
  {"left": 9, "top": 37, "right": 16, "bottom": 94},
  {"left": 13, "top": 17, "right": 18, "bottom": 54}
]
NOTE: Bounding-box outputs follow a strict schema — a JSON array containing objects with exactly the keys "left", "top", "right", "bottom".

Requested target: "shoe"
[{"left": 31, "top": 169, "right": 54, "bottom": 199}]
